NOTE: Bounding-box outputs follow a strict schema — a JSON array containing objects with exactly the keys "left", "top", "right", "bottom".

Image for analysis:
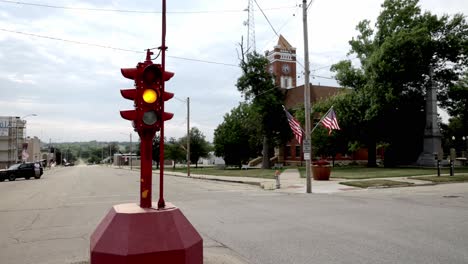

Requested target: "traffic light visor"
[{"left": 143, "top": 89, "right": 157, "bottom": 104}]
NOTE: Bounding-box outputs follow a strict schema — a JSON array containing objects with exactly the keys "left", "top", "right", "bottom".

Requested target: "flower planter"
[
  {"left": 312, "top": 159, "right": 331, "bottom": 181},
  {"left": 312, "top": 165, "right": 331, "bottom": 180}
]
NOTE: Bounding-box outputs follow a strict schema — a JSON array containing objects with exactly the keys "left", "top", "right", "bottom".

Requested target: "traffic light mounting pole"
[
  {"left": 158, "top": 0, "right": 167, "bottom": 209},
  {"left": 140, "top": 129, "right": 154, "bottom": 208}
]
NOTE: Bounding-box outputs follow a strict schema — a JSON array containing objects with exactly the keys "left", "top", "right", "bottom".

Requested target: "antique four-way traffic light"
[
  {"left": 120, "top": 50, "right": 174, "bottom": 135},
  {"left": 119, "top": 49, "right": 175, "bottom": 209}
]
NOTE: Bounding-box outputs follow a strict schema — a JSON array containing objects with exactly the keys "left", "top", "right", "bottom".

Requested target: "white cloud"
[{"left": 0, "top": 0, "right": 466, "bottom": 143}]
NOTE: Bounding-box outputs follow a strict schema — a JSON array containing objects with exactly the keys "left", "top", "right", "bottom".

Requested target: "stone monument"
[{"left": 417, "top": 68, "right": 443, "bottom": 166}]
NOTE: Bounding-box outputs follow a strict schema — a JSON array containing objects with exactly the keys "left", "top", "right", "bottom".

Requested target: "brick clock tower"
[
  {"left": 266, "top": 35, "right": 297, "bottom": 164},
  {"left": 265, "top": 35, "right": 297, "bottom": 89}
]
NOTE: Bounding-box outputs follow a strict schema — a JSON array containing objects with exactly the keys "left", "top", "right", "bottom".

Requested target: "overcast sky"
[{"left": 0, "top": 0, "right": 466, "bottom": 143}]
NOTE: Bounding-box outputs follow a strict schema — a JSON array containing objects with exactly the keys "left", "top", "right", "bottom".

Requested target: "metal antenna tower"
[{"left": 244, "top": 0, "right": 256, "bottom": 52}]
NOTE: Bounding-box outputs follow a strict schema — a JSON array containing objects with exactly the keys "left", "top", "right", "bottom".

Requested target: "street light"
[
  {"left": 119, "top": 132, "right": 134, "bottom": 170},
  {"left": 16, "top": 114, "right": 37, "bottom": 163}
]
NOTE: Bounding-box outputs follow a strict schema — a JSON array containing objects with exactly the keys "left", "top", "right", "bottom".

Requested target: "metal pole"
[
  {"left": 302, "top": 0, "right": 312, "bottom": 193},
  {"left": 15, "top": 119, "right": 18, "bottom": 163},
  {"left": 311, "top": 106, "right": 333, "bottom": 135},
  {"left": 158, "top": 0, "right": 167, "bottom": 209},
  {"left": 49, "top": 138, "right": 51, "bottom": 167},
  {"left": 140, "top": 133, "right": 153, "bottom": 208},
  {"left": 450, "top": 159, "right": 454, "bottom": 176},
  {"left": 187, "top": 97, "right": 191, "bottom": 177},
  {"left": 130, "top": 133, "right": 132, "bottom": 170}
]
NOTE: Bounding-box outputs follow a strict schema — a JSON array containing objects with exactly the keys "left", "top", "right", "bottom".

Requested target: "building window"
[
  {"left": 287, "top": 77, "right": 293, "bottom": 88},
  {"left": 286, "top": 145, "right": 291, "bottom": 157},
  {"left": 295, "top": 145, "right": 301, "bottom": 158}
]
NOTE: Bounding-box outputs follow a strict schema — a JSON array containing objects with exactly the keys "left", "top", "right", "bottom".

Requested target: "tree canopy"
[
  {"left": 179, "top": 127, "right": 210, "bottom": 168},
  {"left": 330, "top": 0, "right": 467, "bottom": 165},
  {"left": 236, "top": 52, "right": 291, "bottom": 168},
  {"left": 213, "top": 103, "right": 262, "bottom": 167}
]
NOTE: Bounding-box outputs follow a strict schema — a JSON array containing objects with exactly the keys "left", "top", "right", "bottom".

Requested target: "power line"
[
  {"left": 0, "top": 0, "right": 296, "bottom": 14},
  {"left": 261, "top": 6, "right": 299, "bottom": 51},
  {"left": 253, "top": 0, "right": 279, "bottom": 37},
  {"left": 0, "top": 28, "right": 143, "bottom": 53},
  {"left": 0, "top": 27, "right": 344, "bottom": 77},
  {"left": 0, "top": 28, "right": 239, "bottom": 67},
  {"left": 307, "top": 0, "right": 315, "bottom": 10},
  {"left": 168, "top": 55, "right": 237, "bottom": 67}
]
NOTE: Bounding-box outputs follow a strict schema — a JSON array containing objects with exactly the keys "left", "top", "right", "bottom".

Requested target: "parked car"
[{"left": 0, "top": 162, "right": 43, "bottom": 181}]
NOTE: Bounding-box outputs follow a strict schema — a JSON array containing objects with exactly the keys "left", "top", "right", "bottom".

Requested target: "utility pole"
[
  {"left": 187, "top": 97, "right": 191, "bottom": 177},
  {"left": 49, "top": 138, "right": 51, "bottom": 165},
  {"left": 302, "top": 0, "right": 313, "bottom": 193},
  {"left": 15, "top": 118, "right": 19, "bottom": 163},
  {"left": 130, "top": 133, "right": 133, "bottom": 170}
]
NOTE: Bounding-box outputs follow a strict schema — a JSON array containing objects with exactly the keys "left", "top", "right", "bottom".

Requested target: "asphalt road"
[{"left": 0, "top": 165, "right": 467, "bottom": 264}]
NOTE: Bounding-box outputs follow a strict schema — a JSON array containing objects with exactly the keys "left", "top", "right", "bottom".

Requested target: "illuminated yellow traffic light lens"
[{"left": 142, "top": 89, "right": 157, "bottom": 103}]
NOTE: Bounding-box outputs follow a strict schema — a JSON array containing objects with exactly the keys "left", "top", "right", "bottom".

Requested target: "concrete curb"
[{"left": 164, "top": 172, "right": 262, "bottom": 186}]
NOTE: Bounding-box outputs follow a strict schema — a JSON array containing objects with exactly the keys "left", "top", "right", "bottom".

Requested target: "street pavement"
[{"left": 0, "top": 165, "right": 467, "bottom": 264}]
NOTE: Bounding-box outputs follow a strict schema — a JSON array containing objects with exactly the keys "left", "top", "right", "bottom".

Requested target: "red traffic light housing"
[{"left": 119, "top": 54, "right": 175, "bottom": 135}]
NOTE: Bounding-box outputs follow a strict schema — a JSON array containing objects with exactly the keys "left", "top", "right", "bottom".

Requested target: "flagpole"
[
  {"left": 282, "top": 105, "right": 306, "bottom": 134},
  {"left": 311, "top": 106, "right": 333, "bottom": 135}
]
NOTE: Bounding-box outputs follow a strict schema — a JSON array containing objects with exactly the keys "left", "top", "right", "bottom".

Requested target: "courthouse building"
[{"left": 266, "top": 36, "right": 345, "bottom": 165}]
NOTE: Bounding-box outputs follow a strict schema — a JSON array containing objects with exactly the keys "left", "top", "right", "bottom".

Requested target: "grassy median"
[
  {"left": 162, "top": 167, "right": 284, "bottom": 179},
  {"left": 340, "top": 180, "right": 414, "bottom": 188},
  {"left": 299, "top": 166, "right": 468, "bottom": 179},
  {"left": 411, "top": 174, "right": 468, "bottom": 183}
]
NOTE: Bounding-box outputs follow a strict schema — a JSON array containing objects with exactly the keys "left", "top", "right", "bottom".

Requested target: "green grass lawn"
[
  {"left": 340, "top": 180, "right": 414, "bottom": 188},
  {"left": 162, "top": 166, "right": 283, "bottom": 179},
  {"left": 411, "top": 174, "right": 468, "bottom": 183},
  {"left": 299, "top": 166, "right": 468, "bottom": 179}
]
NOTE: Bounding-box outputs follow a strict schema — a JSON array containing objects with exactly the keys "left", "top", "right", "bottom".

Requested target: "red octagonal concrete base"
[{"left": 90, "top": 203, "right": 203, "bottom": 264}]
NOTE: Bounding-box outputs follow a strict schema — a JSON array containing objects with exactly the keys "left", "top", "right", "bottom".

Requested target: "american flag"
[
  {"left": 283, "top": 107, "right": 303, "bottom": 143},
  {"left": 321, "top": 108, "right": 340, "bottom": 135}
]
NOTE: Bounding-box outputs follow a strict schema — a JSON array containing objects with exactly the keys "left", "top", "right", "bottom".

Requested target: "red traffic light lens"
[{"left": 143, "top": 65, "right": 162, "bottom": 84}]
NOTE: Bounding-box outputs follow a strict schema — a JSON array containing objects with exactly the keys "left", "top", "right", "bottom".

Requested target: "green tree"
[
  {"left": 440, "top": 70, "right": 468, "bottom": 136},
  {"left": 331, "top": 0, "right": 467, "bottom": 166},
  {"left": 441, "top": 117, "right": 466, "bottom": 154},
  {"left": 214, "top": 103, "right": 262, "bottom": 168},
  {"left": 236, "top": 52, "right": 291, "bottom": 168},
  {"left": 179, "top": 127, "right": 210, "bottom": 168},
  {"left": 166, "top": 137, "right": 185, "bottom": 169}
]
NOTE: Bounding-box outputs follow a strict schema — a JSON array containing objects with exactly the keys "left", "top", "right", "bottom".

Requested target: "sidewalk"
[
  {"left": 114, "top": 165, "right": 461, "bottom": 194},
  {"left": 162, "top": 168, "right": 361, "bottom": 194},
  {"left": 161, "top": 168, "right": 454, "bottom": 194}
]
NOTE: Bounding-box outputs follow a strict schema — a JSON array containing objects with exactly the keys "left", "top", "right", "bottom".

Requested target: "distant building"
[
  {"left": 266, "top": 36, "right": 347, "bottom": 165},
  {"left": 25, "top": 136, "right": 42, "bottom": 162},
  {"left": 0, "top": 116, "right": 26, "bottom": 168},
  {"left": 201, "top": 152, "right": 225, "bottom": 166}
]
